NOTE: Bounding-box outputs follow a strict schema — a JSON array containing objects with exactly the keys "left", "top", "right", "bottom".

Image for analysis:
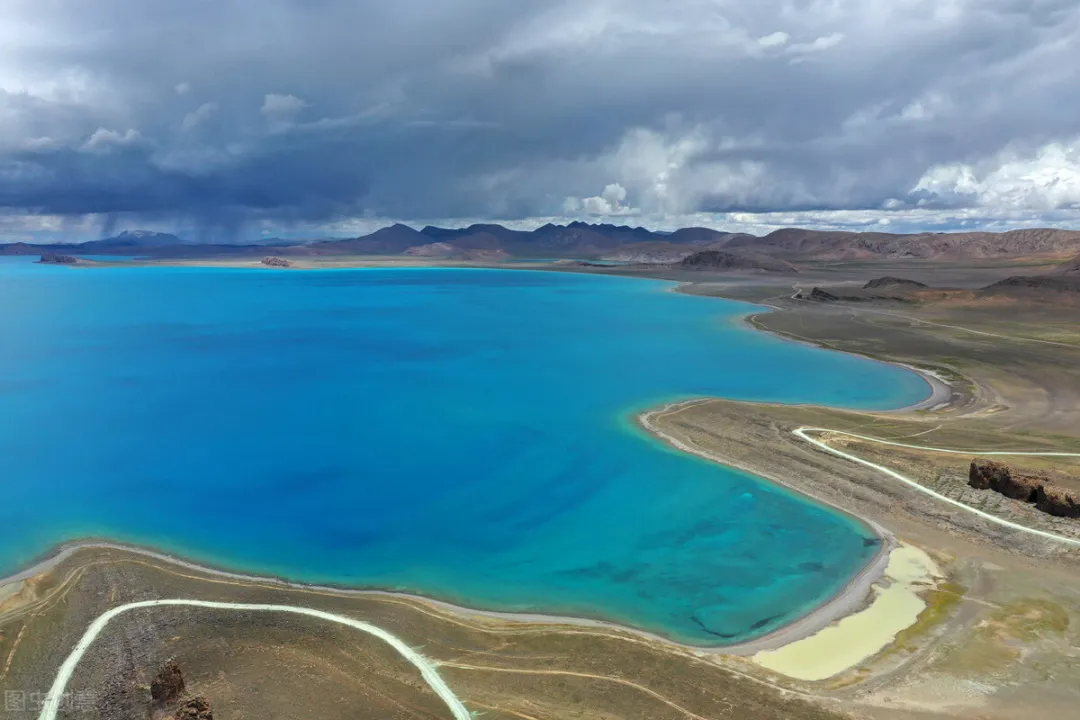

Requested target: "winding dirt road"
[
  {"left": 794, "top": 427, "right": 1080, "bottom": 547},
  {"left": 38, "top": 599, "right": 471, "bottom": 720}
]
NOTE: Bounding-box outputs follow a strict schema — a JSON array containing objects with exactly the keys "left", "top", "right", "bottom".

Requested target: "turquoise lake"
[{"left": 0, "top": 259, "right": 929, "bottom": 645}]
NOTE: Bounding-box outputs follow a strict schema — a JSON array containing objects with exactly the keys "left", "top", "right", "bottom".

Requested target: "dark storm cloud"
[{"left": 1, "top": 0, "right": 1079, "bottom": 235}]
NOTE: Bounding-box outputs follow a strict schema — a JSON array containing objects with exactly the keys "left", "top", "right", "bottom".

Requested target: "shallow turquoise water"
[{"left": 0, "top": 258, "right": 928, "bottom": 645}]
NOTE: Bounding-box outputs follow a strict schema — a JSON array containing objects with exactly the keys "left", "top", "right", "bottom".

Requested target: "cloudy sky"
[{"left": 2, "top": 0, "right": 1079, "bottom": 242}]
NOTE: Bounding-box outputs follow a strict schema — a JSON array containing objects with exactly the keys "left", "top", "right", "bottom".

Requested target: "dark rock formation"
[
  {"left": 968, "top": 460, "right": 1005, "bottom": 490},
  {"left": 150, "top": 661, "right": 185, "bottom": 705},
  {"left": 1036, "top": 486, "right": 1080, "bottom": 518},
  {"left": 864, "top": 277, "right": 928, "bottom": 290},
  {"left": 261, "top": 256, "right": 292, "bottom": 268},
  {"left": 968, "top": 461, "right": 1042, "bottom": 500},
  {"left": 806, "top": 282, "right": 925, "bottom": 304},
  {"left": 808, "top": 287, "right": 841, "bottom": 302},
  {"left": 174, "top": 697, "right": 214, "bottom": 720},
  {"left": 969, "top": 461, "right": 1080, "bottom": 517},
  {"left": 38, "top": 253, "right": 78, "bottom": 265}
]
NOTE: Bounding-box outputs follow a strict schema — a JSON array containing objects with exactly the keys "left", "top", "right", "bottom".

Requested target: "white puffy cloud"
[
  {"left": 914, "top": 138, "right": 1080, "bottom": 210},
  {"left": 261, "top": 93, "right": 307, "bottom": 119},
  {"left": 80, "top": 128, "right": 144, "bottom": 153},
  {"left": 565, "top": 182, "right": 634, "bottom": 215},
  {"left": 566, "top": 125, "right": 776, "bottom": 217},
  {"left": 787, "top": 33, "right": 845, "bottom": 55},
  {"left": 757, "top": 31, "right": 790, "bottom": 49}
]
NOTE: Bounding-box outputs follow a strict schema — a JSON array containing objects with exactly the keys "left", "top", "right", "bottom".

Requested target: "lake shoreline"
[{"left": 0, "top": 534, "right": 895, "bottom": 657}]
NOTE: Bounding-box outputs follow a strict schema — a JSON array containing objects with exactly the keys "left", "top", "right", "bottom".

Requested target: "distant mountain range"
[{"left": 4, "top": 224, "right": 1080, "bottom": 263}]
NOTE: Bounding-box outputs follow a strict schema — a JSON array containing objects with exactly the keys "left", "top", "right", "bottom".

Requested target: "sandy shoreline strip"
[
  {"left": 0, "top": 527, "right": 891, "bottom": 658},
  {"left": 752, "top": 544, "right": 944, "bottom": 680},
  {"left": 891, "top": 364, "right": 954, "bottom": 412}
]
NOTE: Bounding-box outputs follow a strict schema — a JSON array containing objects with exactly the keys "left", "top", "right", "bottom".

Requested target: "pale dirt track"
[{"left": 39, "top": 600, "right": 471, "bottom": 720}]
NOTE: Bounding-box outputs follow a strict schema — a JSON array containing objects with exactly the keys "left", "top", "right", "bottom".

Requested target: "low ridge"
[
  {"left": 677, "top": 250, "right": 798, "bottom": 274},
  {"left": 864, "top": 277, "right": 928, "bottom": 290}
]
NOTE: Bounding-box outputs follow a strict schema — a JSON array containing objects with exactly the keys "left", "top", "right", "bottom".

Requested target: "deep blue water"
[{"left": 0, "top": 258, "right": 929, "bottom": 645}]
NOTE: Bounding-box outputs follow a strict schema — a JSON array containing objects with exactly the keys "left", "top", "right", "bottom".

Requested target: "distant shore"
[{"left": 733, "top": 304, "right": 955, "bottom": 414}]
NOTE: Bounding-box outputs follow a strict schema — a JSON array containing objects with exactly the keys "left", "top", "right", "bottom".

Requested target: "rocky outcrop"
[
  {"left": 1036, "top": 486, "right": 1080, "bottom": 518},
  {"left": 804, "top": 281, "right": 927, "bottom": 304},
  {"left": 968, "top": 461, "right": 1041, "bottom": 500},
  {"left": 968, "top": 461, "right": 1007, "bottom": 490},
  {"left": 864, "top": 277, "right": 928, "bottom": 290},
  {"left": 38, "top": 253, "right": 78, "bottom": 265},
  {"left": 174, "top": 697, "right": 214, "bottom": 720},
  {"left": 151, "top": 661, "right": 185, "bottom": 704},
  {"left": 968, "top": 461, "right": 1080, "bottom": 518},
  {"left": 808, "top": 287, "right": 841, "bottom": 302},
  {"left": 261, "top": 256, "right": 292, "bottom": 267},
  {"left": 148, "top": 662, "right": 214, "bottom": 719}
]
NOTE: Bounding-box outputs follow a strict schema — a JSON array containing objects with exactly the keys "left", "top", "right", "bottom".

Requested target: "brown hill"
[
  {"left": 980, "top": 275, "right": 1080, "bottom": 297},
  {"left": 666, "top": 228, "right": 749, "bottom": 245},
  {"left": 404, "top": 242, "right": 508, "bottom": 261},
  {"left": 308, "top": 224, "right": 425, "bottom": 255},
  {"left": 450, "top": 231, "right": 505, "bottom": 251},
  {"left": 677, "top": 250, "right": 798, "bottom": 274},
  {"left": 724, "top": 228, "right": 1080, "bottom": 260},
  {"left": 405, "top": 241, "right": 457, "bottom": 257},
  {"left": 601, "top": 242, "right": 705, "bottom": 263}
]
